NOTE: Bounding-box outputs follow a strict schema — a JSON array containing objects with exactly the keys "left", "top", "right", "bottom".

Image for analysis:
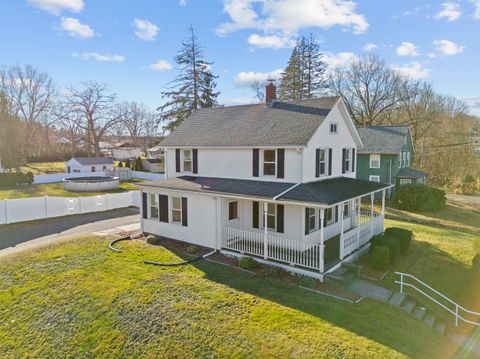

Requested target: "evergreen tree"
[
  {"left": 278, "top": 34, "right": 328, "bottom": 100},
  {"left": 157, "top": 26, "right": 219, "bottom": 132}
]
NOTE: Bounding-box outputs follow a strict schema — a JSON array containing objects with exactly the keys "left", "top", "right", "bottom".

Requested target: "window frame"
[
  {"left": 400, "top": 178, "right": 412, "bottom": 185},
  {"left": 329, "top": 122, "right": 338, "bottom": 134},
  {"left": 307, "top": 207, "right": 316, "bottom": 232},
  {"left": 325, "top": 207, "right": 335, "bottom": 226},
  {"left": 369, "top": 175, "right": 380, "bottom": 182},
  {"left": 228, "top": 201, "right": 238, "bottom": 220},
  {"left": 344, "top": 148, "right": 351, "bottom": 172},
  {"left": 369, "top": 154, "right": 381, "bottom": 169},
  {"left": 171, "top": 196, "right": 182, "bottom": 224},
  {"left": 183, "top": 149, "right": 193, "bottom": 173},
  {"left": 343, "top": 202, "right": 350, "bottom": 218},
  {"left": 91, "top": 166, "right": 95, "bottom": 172},
  {"left": 263, "top": 149, "right": 276, "bottom": 177},
  {"left": 263, "top": 203, "right": 277, "bottom": 230},
  {"left": 149, "top": 194, "right": 159, "bottom": 220},
  {"left": 318, "top": 148, "right": 328, "bottom": 176}
]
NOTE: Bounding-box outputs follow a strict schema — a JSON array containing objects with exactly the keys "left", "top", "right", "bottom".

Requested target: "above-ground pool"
[{"left": 63, "top": 176, "right": 120, "bottom": 192}]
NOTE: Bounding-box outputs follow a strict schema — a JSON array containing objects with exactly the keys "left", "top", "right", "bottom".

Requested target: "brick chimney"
[{"left": 265, "top": 80, "right": 276, "bottom": 104}]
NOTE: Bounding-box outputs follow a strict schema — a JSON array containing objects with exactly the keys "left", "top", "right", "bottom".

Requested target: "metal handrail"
[{"left": 395, "top": 272, "right": 480, "bottom": 327}]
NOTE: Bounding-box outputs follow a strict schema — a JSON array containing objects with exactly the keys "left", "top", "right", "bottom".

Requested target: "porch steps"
[
  {"left": 342, "top": 262, "right": 363, "bottom": 275},
  {"left": 387, "top": 291, "right": 449, "bottom": 336}
]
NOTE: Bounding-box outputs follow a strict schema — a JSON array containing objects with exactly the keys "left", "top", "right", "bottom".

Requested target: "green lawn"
[
  {"left": 0, "top": 236, "right": 450, "bottom": 359},
  {"left": 20, "top": 161, "right": 66, "bottom": 174},
  {"left": 0, "top": 180, "right": 143, "bottom": 200}
]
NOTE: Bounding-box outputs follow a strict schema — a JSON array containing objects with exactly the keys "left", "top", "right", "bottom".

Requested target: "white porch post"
[
  {"left": 370, "top": 193, "right": 374, "bottom": 238},
  {"left": 263, "top": 202, "right": 268, "bottom": 259},
  {"left": 340, "top": 202, "right": 345, "bottom": 259},
  {"left": 356, "top": 197, "right": 361, "bottom": 249},
  {"left": 320, "top": 208, "right": 325, "bottom": 273},
  {"left": 381, "top": 189, "right": 386, "bottom": 233}
]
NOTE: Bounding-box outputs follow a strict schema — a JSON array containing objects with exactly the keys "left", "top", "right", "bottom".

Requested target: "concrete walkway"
[
  {"left": 0, "top": 208, "right": 140, "bottom": 257},
  {"left": 345, "top": 278, "right": 393, "bottom": 303}
]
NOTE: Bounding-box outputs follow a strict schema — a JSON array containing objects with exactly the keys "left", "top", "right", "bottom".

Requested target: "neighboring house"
[
  {"left": 111, "top": 142, "right": 144, "bottom": 160},
  {"left": 142, "top": 158, "right": 164, "bottom": 173},
  {"left": 137, "top": 84, "right": 392, "bottom": 280},
  {"left": 147, "top": 145, "right": 164, "bottom": 159},
  {"left": 65, "top": 157, "right": 114, "bottom": 174},
  {"left": 356, "top": 125, "right": 427, "bottom": 191}
]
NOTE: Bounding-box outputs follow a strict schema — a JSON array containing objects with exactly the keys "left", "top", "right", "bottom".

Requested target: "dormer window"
[
  {"left": 183, "top": 149, "right": 192, "bottom": 172},
  {"left": 263, "top": 150, "right": 276, "bottom": 176},
  {"left": 330, "top": 122, "right": 338, "bottom": 134}
]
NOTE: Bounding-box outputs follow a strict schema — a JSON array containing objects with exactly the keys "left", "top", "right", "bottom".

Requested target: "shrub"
[
  {"left": 185, "top": 245, "right": 199, "bottom": 254},
  {"left": 25, "top": 171, "right": 34, "bottom": 186},
  {"left": 370, "top": 234, "right": 401, "bottom": 261},
  {"left": 0, "top": 173, "right": 18, "bottom": 188},
  {"left": 238, "top": 256, "right": 258, "bottom": 270},
  {"left": 370, "top": 245, "right": 390, "bottom": 271},
  {"left": 146, "top": 235, "right": 161, "bottom": 245},
  {"left": 118, "top": 161, "right": 124, "bottom": 168},
  {"left": 385, "top": 227, "right": 413, "bottom": 255},
  {"left": 392, "top": 184, "right": 446, "bottom": 212}
]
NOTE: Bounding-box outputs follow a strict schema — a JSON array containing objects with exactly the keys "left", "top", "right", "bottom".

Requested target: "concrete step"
[
  {"left": 342, "top": 262, "right": 363, "bottom": 274},
  {"left": 402, "top": 299, "right": 416, "bottom": 314},
  {"left": 435, "top": 322, "right": 446, "bottom": 335},
  {"left": 413, "top": 306, "right": 427, "bottom": 321},
  {"left": 424, "top": 313, "right": 436, "bottom": 328},
  {"left": 388, "top": 292, "right": 406, "bottom": 307}
]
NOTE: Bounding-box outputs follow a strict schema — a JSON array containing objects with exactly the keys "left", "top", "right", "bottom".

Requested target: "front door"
[{"left": 227, "top": 200, "right": 240, "bottom": 228}]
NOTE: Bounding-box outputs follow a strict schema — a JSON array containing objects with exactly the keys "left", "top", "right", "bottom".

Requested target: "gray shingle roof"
[
  {"left": 159, "top": 96, "right": 340, "bottom": 147},
  {"left": 138, "top": 176, "right": 391, "bottom": 206},
  {"left": 72, "top": 157, "right": 114, "bottom": 165},
  {"left": 397, "top": 168, "right": 428, "bottom": 178},
  {"left": 357, "top": 125, "right": 410, "bottom": 154}
]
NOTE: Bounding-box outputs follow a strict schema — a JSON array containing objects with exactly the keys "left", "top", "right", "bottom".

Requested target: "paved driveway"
[
  {"left": 447, "top": 193, "right": 480, "bottom": 206},
  {"left": 0, "top": 208, "right": 140, "bottom": 257}
]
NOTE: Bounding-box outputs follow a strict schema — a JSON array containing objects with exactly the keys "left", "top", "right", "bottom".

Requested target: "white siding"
[
  {"left": 165, "top": 147, "right": 301, "bottom": 182},
  {"left": 303, "top": 104, "right": 358, "bottom": 182},
  {"left": 142, "top": 189, "right": 217, "bottom": 249}
]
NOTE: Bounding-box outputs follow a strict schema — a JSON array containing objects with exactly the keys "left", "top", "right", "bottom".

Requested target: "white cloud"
[
  {"left": 72, "top": 52, "right": 125, "bottom": 62},
  {"left": 323, "top": 52, "right": 357, "bottom": 69},
  {"left": 233, "top": 69, "right": 283, "bottom": 87},
  {"left": 396, "top": 42, "right": 419, "bottom": 56},
  {"left": 363, "top": 43, "right": 377, "bottom": 51},
  {"left": 247, "top": 33, "right": 295, "bottom": 49},
  {"left": 27, "top": 0, "right": 84, "bottom": 15},
  {"left": 393, "top": 62, "right": 430, "bottom": 79},
  {"left": 133, "top": 19, "right": 159, "bottom": 41},
  {"left": 179, "top": 0, "right": 187, "bottom": 6},
  {"left": 149, "top": 60, "right": 173, "bottom": 71},
  {"left": 217, "top": 0, "right": 369, "bottom": 46},
  {"left": 435, "top": 2, "right": 461, "bottom": 21},
  {"left": 472, "top": 0, "right": 480, "bottom": 19},
  {"left": 59, "top": 17, "right": 94, "bottom": 38},
  {"left": 433, "top": 39, "right": 464, "bottom": 55}
]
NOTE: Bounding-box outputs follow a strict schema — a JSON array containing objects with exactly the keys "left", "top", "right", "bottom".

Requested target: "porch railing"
[
  {"left": 343, "top": 214, "right": 384, "bottom": 258},
  {"left": 222, "top": 227, "right": 323, "bottom": 271}
]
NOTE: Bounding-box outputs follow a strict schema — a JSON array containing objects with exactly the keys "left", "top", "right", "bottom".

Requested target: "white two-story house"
[{"left": 138, "top": 84, "right": 392, "bottom": 280}]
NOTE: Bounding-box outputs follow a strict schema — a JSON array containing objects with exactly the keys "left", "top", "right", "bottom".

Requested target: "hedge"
[
  {"left": 392, "top": 184, "right": 446, "bottom": 212},
  {"left": 370, "top": 246, "right": 390, "bottom": 271},
  {"left": 238, "top": 256, "right": 258, "bottom": 270},
  {"left": 385, "top": 227, "right": 413, "bottom": 255},
  {"left": 370, "top": 234, "right": 401, "bottom": 262},
  {"left": 0, "top": 173, "right": 18, "bottom": 188}
]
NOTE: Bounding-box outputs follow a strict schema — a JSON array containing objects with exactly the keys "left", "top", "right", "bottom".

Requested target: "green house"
[{"left": 356, "top": 125, "right": 427, "bottom": 194}]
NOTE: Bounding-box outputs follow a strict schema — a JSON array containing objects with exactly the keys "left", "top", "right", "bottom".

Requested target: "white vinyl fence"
[
  {"left": 0, "top": 191, "right": 141, "bottom": 225},
  {"left": 33, "top": 170, "right": 164, "bottom": 184}
]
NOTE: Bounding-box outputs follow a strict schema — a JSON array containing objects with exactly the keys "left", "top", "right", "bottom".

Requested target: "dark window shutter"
[
  {"left": 328, "top": 148, "right": 332, "bottom": 176},
  {"left": 276, "top": 204, "right": 284, "bottom": 233},
  {"left": 175, "top": 149, "right": 181, "bottom": 173},
  {"left": 277, "top": 149, "right": 285, "bottom": 179},
  {"left": 159, "top": 194, "right": 169, "bottom": 223},
  {"left": 252, "top": 149, "right": 259, "bottom": 177},
  {"left": 305, "top": 208, "right": 310, "bottom": 235},
  {"left": 352, "top": 148, "right": 356, "bottom": 172},
  {"left": 315, "top": 148, "right": 320, "bottom": 177},
  {"left": 142, "top": 192, "right": 148, "bottom": 219},
  {"left": 253, "top": 201, "right": 259, "bottom": 229},
  {"left": 192, "top": 149, "right": 198, "bottom": 174},
  {"left": 342, "top": 149, "right": 346, "bottom": 174},
  {"left": 335, "top": 205, "right": 339, "bottom": 223},
  {"left": 181, "top": 197, "right": 188, "bottom": 226},
  {"left": 323, "top": 210, "right": 327, "bottom": 228}
]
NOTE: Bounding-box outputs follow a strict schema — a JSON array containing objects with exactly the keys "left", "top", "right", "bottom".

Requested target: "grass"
[
  {"left": 0, "top": 236, "right": 450, "bottom": 359},
  {"left": 0, "top": 180, "right": 143, "bottom": 200},
  {"left": 19, "top": 161, "right": 66, "bottom": 175}
]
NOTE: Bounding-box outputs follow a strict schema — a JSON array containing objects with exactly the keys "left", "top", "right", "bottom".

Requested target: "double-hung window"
[
  {"left": 369, "top": 154, "right": 380, "bottom": 169},
  {"left": 343, "top": 202, "right": 350, "bottom": 218},
  {"left": 171, "top": 197, "right": 182, "bottom": 223},
  {"left": 307, "top": 208, "right": 316, "bottom": 232},
  {"left": 150, "top": 194, "right": 158, "bottom": 219},
  {"left": 344, "top": 149, "right": 351, "bottom": 172},
  {"left": 369, "top": 175, "right": 380, "bottom": 182},
  {"left": 400, "top": 178, "right": 412, "bottom": 185},
  {"left": 183, "top": 150, "right": 192, "bottom": 172},
  {"left": 318, "top": 148, "right": 327, "bottom": 176},
  {"left": 263, "top": 203, "right": 276, "bottom": 230},
  {"left": 263, "top": 150, "right": 276, "bottom": 176},
  {"left": 325, "top": 207, "right": 335, "bottom": 226},
  {"left": 330, "top": 122, "right": 338, "bottom": 134},
  {"left": 228, "top": 201, "right": 238, "bottom": 220}
]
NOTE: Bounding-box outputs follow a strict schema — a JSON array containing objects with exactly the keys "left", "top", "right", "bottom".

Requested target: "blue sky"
[{"left": 1, "top": 0, "right": 480, "bottom": 115}]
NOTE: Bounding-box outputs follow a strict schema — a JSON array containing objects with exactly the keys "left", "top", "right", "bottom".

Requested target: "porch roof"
[
  {"left": 397, "top": 167, "right": 428, "bottom": 179},
  {"left": 138, "top": 176, "right": 391, "bottom": 207}
]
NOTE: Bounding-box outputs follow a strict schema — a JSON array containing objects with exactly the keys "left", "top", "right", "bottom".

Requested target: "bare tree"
[
  {"left": 119, "top": 101, "right": 156, "bottom": 145},
  {"left": 64, "top": 81, "right": 124, "bottom": 156},
  {"left": 329, "top": 53, "right": 407, "bottom": 127},
  {"left": 53, "top": 100, "right": 83, "bottom": 156},
  {"left": 251, "top": 81, "right": 265, "bottom": 103},
  {"left": 0, "top": 65, "right": 56, "bottom": 158}
]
